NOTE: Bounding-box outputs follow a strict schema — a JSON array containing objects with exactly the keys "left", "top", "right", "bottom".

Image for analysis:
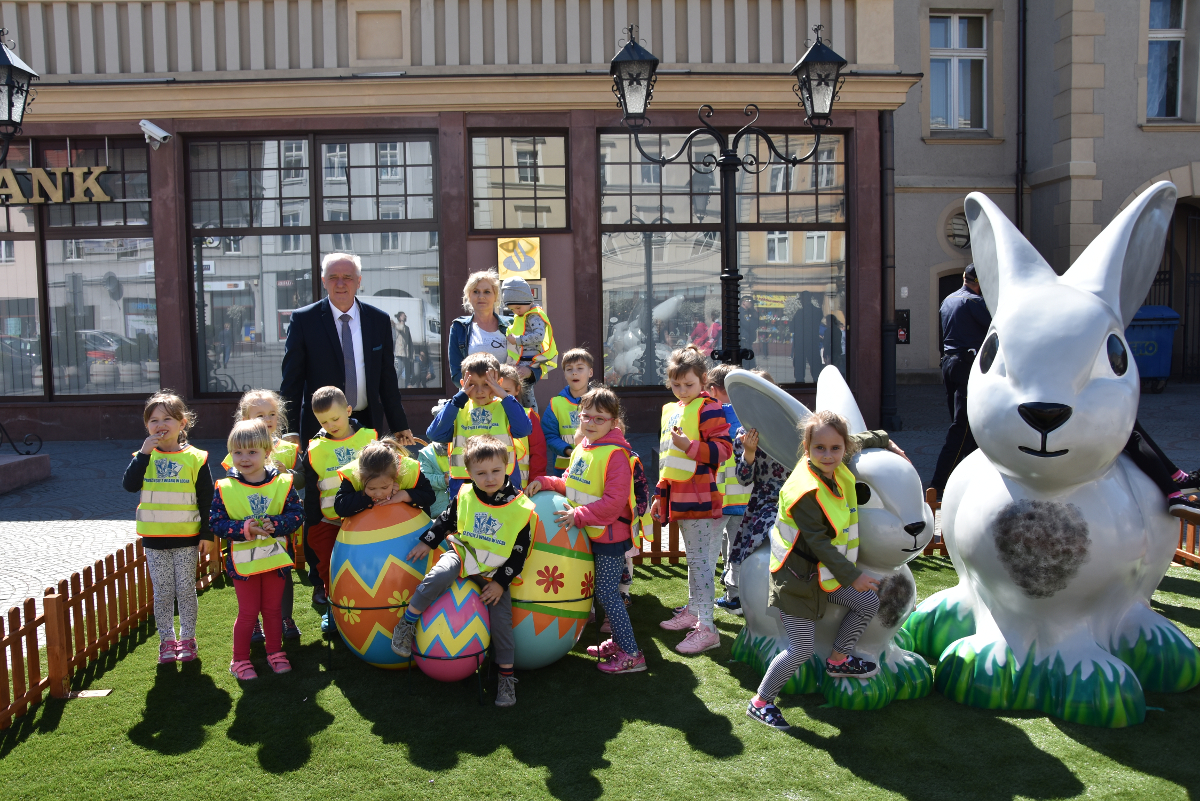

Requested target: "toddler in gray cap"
[{"left": 502, "top": 276, "right": 559, "bottom": 412}]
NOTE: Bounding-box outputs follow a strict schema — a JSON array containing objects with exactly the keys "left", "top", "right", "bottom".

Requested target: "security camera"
[{"left": 139, "top": 120, "right": 172, "bottom": 149}]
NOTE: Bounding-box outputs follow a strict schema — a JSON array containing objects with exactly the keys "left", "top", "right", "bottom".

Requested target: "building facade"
[
  {"left": 893, "top": 0, "right": 1200, "bottom": 385},
  {"left": 0, "top": 0, "right": 917, "bottom": 439}
]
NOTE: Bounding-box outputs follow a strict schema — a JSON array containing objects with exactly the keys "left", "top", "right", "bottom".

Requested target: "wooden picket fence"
[
  {"left": 921, "top": 488, "right": 950, "bottom": 557},
  {"left": 1176, "top": 519, "right": 1200, "bottom": 568},
  {"left": 634, "top": 519, "right": 685, "bottom": 565},
  {"left": 0, "top": 539, "right": 223, "bottom": 730}
]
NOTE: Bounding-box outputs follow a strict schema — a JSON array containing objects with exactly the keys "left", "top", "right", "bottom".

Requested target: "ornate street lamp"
[
  {"left": 0, "top": 29, "right": 37, "bottom": 166},
  {"left": 610, "top": 25, "right": 845, "bottom": 367}
]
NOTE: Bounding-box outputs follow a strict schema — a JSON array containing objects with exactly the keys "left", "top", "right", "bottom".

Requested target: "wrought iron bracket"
[{"left": 0, "top": 419, "right": 42, "bottom": 455}]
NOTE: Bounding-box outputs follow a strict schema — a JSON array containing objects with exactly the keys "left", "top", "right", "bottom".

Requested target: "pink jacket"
[{"left": 538, "top": 429, "right": 633, "bottom": 544}]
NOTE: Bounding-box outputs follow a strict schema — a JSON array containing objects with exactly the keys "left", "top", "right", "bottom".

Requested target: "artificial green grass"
[{"left": 1, "top": 556, "right": 1199, "bottom": 800}]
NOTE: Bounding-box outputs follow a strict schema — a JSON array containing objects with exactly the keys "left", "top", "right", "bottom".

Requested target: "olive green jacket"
[{"left": 767, "top": 430, "right": 890, "bottom": 619}]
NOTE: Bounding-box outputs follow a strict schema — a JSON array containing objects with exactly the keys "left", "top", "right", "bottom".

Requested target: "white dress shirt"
[{"left": 330, "top": 297, "right": 368, "bottom": 411}]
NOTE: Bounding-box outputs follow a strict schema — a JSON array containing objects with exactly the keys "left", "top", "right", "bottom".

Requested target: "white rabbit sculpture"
[
  {"left": 903, "top": 181, "right": 1200, "bottom": 727},
  {"left": 729, "top": 366, "right": 935, "bottom": 709}
]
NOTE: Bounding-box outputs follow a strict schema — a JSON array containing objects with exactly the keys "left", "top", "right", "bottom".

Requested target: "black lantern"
[
  {"left": 790, "top": 27, "right": 846, "bottom": 128},
  {"left": 609, "top": 28, "right": 659, "bottom": 125},
  {"left": 0, "top": 31, "right": 37, "bottom": 166}
]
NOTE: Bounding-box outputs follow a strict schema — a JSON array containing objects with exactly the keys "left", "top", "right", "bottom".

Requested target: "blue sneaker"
[
  {"left": 746, "top": 700, "right": 790, "bottom": 731},
  {"left": 321, "top": 611, "right": 334, "bottom": 636},
  {"left": 250, "top": 620, "right": 265, "bottom": 643},
  {"left": 715, "top": 597, "right": 743, "bottom": 616}
]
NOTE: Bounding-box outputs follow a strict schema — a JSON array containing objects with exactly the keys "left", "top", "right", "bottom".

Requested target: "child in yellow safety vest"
[
  {"left": 653, "top": 345, "right": 732, "bottom": 656},
  {"left": 501, "top": 276, "right": 558, "bottom": 411},
  {"left": 303, "top": 385, "right": 377, "bottom": 634},
  {"left": 333, "top": 437, "right": 437, "bottom": 519},
  {"left": 746, "top": 410, "right": 906, "bottom": 731},
  {"left": 542, "top": 348, "right": 593, "bottom": 476},
  {"left": 498, "top": 365, "right": 548, "bottom": 487},
  {"left": 705, "top": 365, "right": 752, "bottom": 615},
  {"left": 222, "top": 388, "right": 304, "bottom": 642},
  {"left": 527, "top": 387, "right": 651, "bottom": 675},
  {"left": 425, "top": 352, "right": 533, "bottom": 497},
  {"left": 122, "top": 391, "right": 215, "bottom": 666},
  {"left": 389, "top": 436, "right": 534, "bottom": 707},
  {"left": 210, "top": 419, "right": 304, "bottom": 681}
]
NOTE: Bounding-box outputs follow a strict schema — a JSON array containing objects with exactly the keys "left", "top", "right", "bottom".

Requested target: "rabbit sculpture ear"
[
  {"left": 964, "top": 192, "right": 1057, "bottom": 317},
  {"left": 815, "top": 365, "right": 867, "bottom": 434},
  {"left": 1062, "top": 181, "right": 1177, "bottom": 328}
]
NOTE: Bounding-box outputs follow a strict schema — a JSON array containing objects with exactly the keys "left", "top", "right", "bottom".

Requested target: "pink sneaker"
[
  {"left": 659, "top": 609, "right": 698, "bottom": 631},
  {"left": 229, "top": 659, "right": 258, "bottom": 680},
  {"left": 586, "top": 639, "right": 621, "bottom": 659},
  {"left": 176, "top": 638, "right": 198, "bottom": 662},
  {"left": 158, "top": 640, "right": 178, "bottom": 664},
  {"left": 598, "top": 649, "right": 647, "bottom": 674},
  {"left": 600, "top": 618, "right": 612, "bottom": 634},
  {"left": 675, "top": 624, "right": 720, "bottom": 655},
  {"left": 266, "top": 651, "right": 292, "bottom": 674}
]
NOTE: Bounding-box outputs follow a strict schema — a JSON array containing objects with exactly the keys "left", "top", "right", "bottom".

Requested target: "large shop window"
[
  {"left": 188, "top": 136, "right": 442, "bottom": 398},
  {"left": 599, "top": 132, "right": 848, "bottom": 388},
  {"left": 471, "top": 135, "right": 567, "bottom": 230},
  {"left": 0, "top": 139, "right": 158, "bottom": 400}
]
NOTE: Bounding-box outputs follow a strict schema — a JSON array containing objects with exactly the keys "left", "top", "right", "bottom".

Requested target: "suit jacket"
[{"left": 281, "top": 298, "right": 411, "bottom": 442}]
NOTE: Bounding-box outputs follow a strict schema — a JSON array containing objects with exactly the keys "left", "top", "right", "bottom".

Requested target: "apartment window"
[
  {"left": 766, "top": 231, "right": 789, "bottom": 263},
  {"left": 324, "top": 144, "right": 348, "bottom": 181},
  {"left": 737, "top": 133, "right": 846, "bottom": 224},
  {"left": 223, "top": 237, "right": 242, "bottom": 254},
  {"left": 930, "top": 14, "right": 987, "bottom": 129},
  {"left": 63, "top": 239, "right": 84, "bottom": 260},
  {"left": 471, "top": 135, "right": 567, "bottom": 230},
  {"left": 1149, "top": 0, "right": 1185, "bottom": 118},
  {"left": 0, "top": 240, "right": 13, "bottom": 263},
  {"left": 805, "top": 232, "right": 828, "bottom": 263},
  {"left": 282, "top": 141, "right": 307, "bottom": 182}
]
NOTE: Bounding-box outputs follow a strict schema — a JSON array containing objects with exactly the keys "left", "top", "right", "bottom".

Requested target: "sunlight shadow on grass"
[{"left": 127, "top": 659, "right": 232, "bottom": 755}]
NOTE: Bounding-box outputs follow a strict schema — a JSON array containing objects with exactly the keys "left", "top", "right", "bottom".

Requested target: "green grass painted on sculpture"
[
  {"left": 1111, "top": 621, "right": 1200, "bottom": 693},
  {"left": 901, "top": 588, "right": 975, "bottom": 662}
]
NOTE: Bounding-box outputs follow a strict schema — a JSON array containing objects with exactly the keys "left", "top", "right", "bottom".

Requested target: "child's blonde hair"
[
  {"left": 800, "top": 410, "right": 859, "bottom": 463},
  {"left": 579, "top": 386, "right": 624, "bottom": 431},
  {"left": 235, "top": 389, "right": 289, "bottom": 435},
  {"left": 665, "top": 344, "right": 709, "bottom": 386},
  {"left": 752, "top": 368, "right": 776, "bottom": 384},
  {"left": 461, "top": 270, "right": 501, "bottom": 314},
  {"left": 227, "top": 419, "right": 273, "bottom": 457},
  {"left": 357, "top": 437, "right": 411, "bottom": 486},
  {"left": 497, "top": 364, "right": 522, "bottom": 393},
  {"left": 706, "top": 363, "right": 734, "bottom": 390},
  {"left": 143, "top": 391, "right": 196, "bottom": 445}
]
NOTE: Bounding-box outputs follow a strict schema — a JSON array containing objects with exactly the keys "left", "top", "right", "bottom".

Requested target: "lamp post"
[
  {"left": 0, "top": 29, "right": 37, "bottom": 167},
  {"left": 609, "top": 24, "right": 845, "bottom": 366}
]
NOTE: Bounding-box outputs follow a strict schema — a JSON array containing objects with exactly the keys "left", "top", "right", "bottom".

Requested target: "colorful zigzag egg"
[{"left": 414, "top": 577, "right": 491, "bottom": 682}]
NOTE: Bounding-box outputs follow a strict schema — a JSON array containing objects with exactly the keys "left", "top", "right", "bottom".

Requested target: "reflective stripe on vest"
[
  {"left": 549, "top": 394, "right": 580, "bottom": 470},
  {"left": 659, "top": 399, "right": 703, "bottom": 482},
  {"left": 564, "top": 444, "right": 654, "bottom": 542},
  {"left": 451, "top": 486, "right": 536, "bottom": 577},
  {"left": 216, "top": 474, "right": 295, "bottom": 576},
  {"left": 136, "top": 446, "right": 209, "bottom": 537},
  {"left": 515, "top": 407, "right": 534, "bottom": 479},
  {"left": 505, "top": 307, "right": 558, "bottom": 369},
  {"left": 769, "top": 458, "right": 859, "bottom": 592},
  {"left": 719, "top": 456, "right": 752, "bottom": 510},
  {"left": 308, "top": 428, "right": 377, "bottom": 521},
  {"left": 449, "top": 399, "right": 515, "bottom": 479}
]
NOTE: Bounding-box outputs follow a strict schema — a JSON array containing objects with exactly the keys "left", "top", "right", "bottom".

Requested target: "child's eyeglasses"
[{"left": 579, "top": 413, "right": 612, "bottom": 424}]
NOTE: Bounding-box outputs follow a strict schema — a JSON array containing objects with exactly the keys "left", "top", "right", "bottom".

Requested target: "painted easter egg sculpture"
[
  {"left": 414, "top": 578, "right": 492, "bottom": 681},
  {"left": 727, "top": 367, "right": 934, "bottom": 710},
  {"left": 904, "top": 185, "right": 1200, "bottom": 728},
  {"left": 510, "top": 492, "right": 594, "bottom": 669},
  {"left": 330, "top": 502, "right": 442, "bottom": 669}
]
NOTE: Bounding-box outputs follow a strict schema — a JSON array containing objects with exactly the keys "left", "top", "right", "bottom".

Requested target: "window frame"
[
  {"left": 1148, "top": 1, "right": 1186, "bottom": 119},
  {"left": 929, "top": 13, "right": 989, "bottom": 132},
  {"left": 469, "top": 132, "right": 570, "bottom": 233}
]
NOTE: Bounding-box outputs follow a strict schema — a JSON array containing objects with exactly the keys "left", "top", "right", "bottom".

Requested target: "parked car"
[{"left": 78, "top": 329, "right": 139, "bottom": 353}]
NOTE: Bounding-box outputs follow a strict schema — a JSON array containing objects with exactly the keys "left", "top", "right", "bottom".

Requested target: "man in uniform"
[{"left": 931, "top": 263, "right": 991, "bottom": 498}]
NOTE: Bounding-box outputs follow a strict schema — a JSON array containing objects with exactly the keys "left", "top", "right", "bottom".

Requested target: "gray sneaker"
[
  {"left": 390, "top": 617, "right": 416, "bottom": 658},
  {"left": 495, "top": 674, "right": 518, "bottom": 707}
]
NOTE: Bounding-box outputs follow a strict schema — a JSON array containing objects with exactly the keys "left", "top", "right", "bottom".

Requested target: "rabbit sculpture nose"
[
  {"left": 1018, "top": 403, "right": 1073, "bottom": 435},
  {"left": 904, "top": 522, "right": 926, "bottom": 535}
]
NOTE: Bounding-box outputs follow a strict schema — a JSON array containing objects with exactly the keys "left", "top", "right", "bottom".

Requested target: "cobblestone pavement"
[{"left": 3, "top": 381, "right": 1200, "bottom": 618}]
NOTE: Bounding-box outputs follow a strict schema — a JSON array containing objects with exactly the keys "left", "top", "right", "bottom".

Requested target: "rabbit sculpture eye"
[
  {"left": 978, "top": 332, "right": 999, "bottom": 373},
  {"left": 1107, "top": 334, "right": 1128, "bottom": 376}
]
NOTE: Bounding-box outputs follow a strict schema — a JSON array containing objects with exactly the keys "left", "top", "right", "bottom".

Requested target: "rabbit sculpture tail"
[
  {"left": 728, "top": 366, "right": 935, "bottom": 709},
  {"left": 908, "top": 181, "right": 1200, "bottom": 728}
]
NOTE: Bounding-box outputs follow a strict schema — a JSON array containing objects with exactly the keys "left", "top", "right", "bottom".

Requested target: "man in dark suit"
[{"left": 281, "top": 253, "right": 415, "bottom": 445}]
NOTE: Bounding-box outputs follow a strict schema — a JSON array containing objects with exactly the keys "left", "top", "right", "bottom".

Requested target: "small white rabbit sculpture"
[
  {"left": 730, "top": 367, "right": 935, "bottom": 709},
  {"left": 904, "top": 181, "right": 1200, "bottom": 727}
]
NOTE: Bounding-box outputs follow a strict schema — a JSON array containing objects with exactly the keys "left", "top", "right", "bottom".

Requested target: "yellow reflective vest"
[
  {"left": 451, "top": 486, "right": 537, "bottom": 577},
  {"left": 563, "top": 444, "right": 653, "bottom": 543},
  {"left": 338, "top": 454, "right": 422, "bottom": 493},
  {"left": 659, "top": 398, "right": 704, "bottom": 482},
  {"left": 136, "top": 445, "right": 209, "bottom": 537},
  {"left": 514, "top": 407, "right": 535, "bottom": 480},
  {"left": 216, "top": 474, "right": 296, "bottom": 576},
  {"left": 308, "top": 427, "right": 377, "bottom": 521},
  {"left": 222, "top": 438, "right": 299, "bottom": 473},
  {"left": 506, "top": 307, "right": 558, "bottom": 370},
  {"left": 449, "top": 398, "right": 515, "bottom": 480},
  {"left": 719, "top": 454, "right": 752, "bottom": 511},
  {"left": 769, "top": 458, "right": 859, "bottom": 592},
  {"left": 548, "top": 394, "right": 581, "bottom": 470}
]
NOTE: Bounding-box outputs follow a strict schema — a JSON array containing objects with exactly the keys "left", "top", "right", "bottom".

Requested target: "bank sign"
[{"left": 0, "top": 167, "right": 113, "bottom": 203}]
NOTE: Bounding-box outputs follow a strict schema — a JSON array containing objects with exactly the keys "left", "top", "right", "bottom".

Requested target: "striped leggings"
[{"left": 756, "top": 585, "right": 880, "bottom": 702}]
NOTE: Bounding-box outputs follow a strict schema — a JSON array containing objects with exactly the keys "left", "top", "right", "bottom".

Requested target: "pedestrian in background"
[{"left": 930, "top": 263, "right": 991, "bottom": 498}]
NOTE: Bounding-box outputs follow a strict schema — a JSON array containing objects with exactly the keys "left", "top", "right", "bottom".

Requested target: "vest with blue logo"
[
  {"left": 450, "top": 486, "right": 536, "bottom": 577},
  {"left": 215, "top": 474, "right": 296, "bottom": 576},
  {"left": 136, "top": 446, "right": 209, "bottom": 537},
  {"left": 308, "top": 427, "right": 377, "bottom": 521}
]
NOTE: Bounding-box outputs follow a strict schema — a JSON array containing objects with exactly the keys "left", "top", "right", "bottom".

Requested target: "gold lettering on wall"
[
  {"left": 28, "top": 168, "right": 67, "bottom": 203},
  {"left": 0, "top": 170, "right": 28, "bottom": 203},
  {"left": 69, "top": 167, "right": 112, "bottom": 202}
]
